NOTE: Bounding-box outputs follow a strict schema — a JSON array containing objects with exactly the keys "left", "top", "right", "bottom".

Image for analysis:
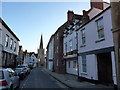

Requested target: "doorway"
[{"left": 97, "top": 52, "right": 113, "bottom": 84}]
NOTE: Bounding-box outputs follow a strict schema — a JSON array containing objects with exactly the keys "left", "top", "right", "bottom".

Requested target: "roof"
[
  {"left": 0, "top": 17, "right": 20, "bottom": 41},
  {"left": 76, "top": 6, "right": 111, "bottom": 31},
  {"left": 46, "top": 34, "right": 54, "bottom": 49}
]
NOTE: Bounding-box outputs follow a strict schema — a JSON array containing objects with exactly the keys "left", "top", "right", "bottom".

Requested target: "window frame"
[
  {"left": 14, "top": 41, "right": 16, "bottom": 52},
  {"left": 5, "top": 34, "right": 9, "bottom": 47},
  {"left": 96, "top": 17, "right": 105, "bottom": 40},
  {"left": 69, "top": 39, "right": 73, "bottom": 51},
  {"left": 10, "top": 38, "right": 13, "bottom": 49},
  {"left": 82, "top": 55, "right": 87, "bottom": 73},
  {"left": 73, "top": 60, "right": 77, "bottom": 69},
  {"left": 81, "top": 28, "right": 86, "bottom": 46}
]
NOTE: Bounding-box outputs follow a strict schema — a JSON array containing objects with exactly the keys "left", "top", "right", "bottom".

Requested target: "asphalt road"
[{"left": 18, "top": 67, "right": 68, "bottom": 89}]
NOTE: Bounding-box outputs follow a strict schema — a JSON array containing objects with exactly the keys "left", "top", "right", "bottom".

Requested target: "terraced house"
[
  {"left": 77, "top": 1, "right": 117, "bottom": 86},
  {"left": 63, "top": 0, "right": 117, "bottom": 87},
  {"left": 63, "top": 11, "right": 83, "bottom": 75},
  {"left": 0, "top": 18, "right": 20, "bottom": 68}
]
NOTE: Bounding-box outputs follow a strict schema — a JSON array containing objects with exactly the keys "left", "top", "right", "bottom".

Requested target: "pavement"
[{"left": 42, "top": 67, "right": 114, "bottom": 89}]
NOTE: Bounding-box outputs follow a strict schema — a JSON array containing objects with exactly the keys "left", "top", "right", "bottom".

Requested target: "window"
[
  {"left": 5, "top": 34, "right": 9, "bottom": 47},
  {"left": 57, "top": 46, "right": 58, "bottom": 53},
  {"left": 69, "top": 40, "right": 73, "bottom": 51},
  {"left": 96, "top": 17, "right": 104, "bottom": 39},
  {"left": 68, "top": 61, "right": 70, "bottom": 68},
  {"left": 14, "top": 41, "right": 16, "bottom": 51},
  {"left": 56, "top": 59, "right": 58, "bottom": 66},
  {"left": 10, "top": 38, "right": 13, "bottom": 49},
  {"left": 73, "top": 61, "right": 77, "bottom": 69},
  {"left": 57, "top": 33, "right": 58, "bottom": 40},
  {"left": 65, "top": 42, "right": 67, "bottom": 52},
  {"left": 81, "top": 29, "right": 86, "bottom": 45},
  {"left": 82, "top": 55, "right": 87, "bottom": 73}
]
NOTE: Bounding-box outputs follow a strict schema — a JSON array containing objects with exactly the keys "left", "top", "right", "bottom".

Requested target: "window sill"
[
  {"left": 95, "top": 38, "right": 105, "bottom": 43},
  {"left": 80, "top": 45, "right": 86, "bottom": 48},
  {"left": 81, "top": 72, "right": 87, "bottom": 75}
]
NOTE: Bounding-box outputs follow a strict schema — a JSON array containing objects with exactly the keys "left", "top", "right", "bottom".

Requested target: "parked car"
[
  {"left": 17, "top": 65, "right": 30, "bottom": 75},
  {"left": 0, "top": 68, "right": 20, "bottom": 90},
  {"left": 15, "top": 68, "right": 26, "bottom": 80},
  {"left": 28, "top": 63, "right": 33, "bottom": 70}
]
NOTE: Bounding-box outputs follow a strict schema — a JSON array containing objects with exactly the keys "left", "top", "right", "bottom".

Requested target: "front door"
[{"left": 97, "top": 52, "right": 113, "bottom": 84}]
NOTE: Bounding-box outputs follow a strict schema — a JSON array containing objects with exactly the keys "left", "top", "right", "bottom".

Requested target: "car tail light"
[{"left": 0, "top": 80, "right": 8, "bottom": 86}]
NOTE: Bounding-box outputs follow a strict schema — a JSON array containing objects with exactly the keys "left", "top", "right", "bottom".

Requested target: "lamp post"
[{"left": 110, "top": 1, "right": 120, "bottom": 90}]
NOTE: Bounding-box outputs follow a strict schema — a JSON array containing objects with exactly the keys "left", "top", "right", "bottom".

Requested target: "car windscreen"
[
  {"left": 0, "top": 71, "right": 4, "bottom": 79},
  {"left": 15, "top": 69, "right": 22, "bottom": 73}
]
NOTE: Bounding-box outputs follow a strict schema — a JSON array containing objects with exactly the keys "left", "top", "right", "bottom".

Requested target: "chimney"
[
  {"left": 67, "top": 10, "right": 74, "bottom": 21},
  {"left": 82, "top": 10, "right": 90, "bottom": 24},
  {"left": 90, "top": 0, "right": 103, "bottom": 10}
]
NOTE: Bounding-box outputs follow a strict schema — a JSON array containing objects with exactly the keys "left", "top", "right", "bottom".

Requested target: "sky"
[{"left": 1, "top": 1, "right": 109, "bottom": 53}]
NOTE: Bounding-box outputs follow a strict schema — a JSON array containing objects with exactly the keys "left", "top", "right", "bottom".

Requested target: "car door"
[{"left": 8, "top": 70, "right": 17, "bottom": 88}]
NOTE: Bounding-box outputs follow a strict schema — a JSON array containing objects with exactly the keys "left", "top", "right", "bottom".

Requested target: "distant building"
[
  {"left": 23, "top": 51, "right": 38, "bottom": 67},
  {"left": 0, "top": 17, "right": 20, "bottom": 68},
  {"left": 46, "top": 34, "right": 54, "bottom": 71},
  {"left": 38, "top": 35, "right": 45, "bottom": 66},
  {"left": 63, "top": 11, "right": 83, "bottom": 75}
]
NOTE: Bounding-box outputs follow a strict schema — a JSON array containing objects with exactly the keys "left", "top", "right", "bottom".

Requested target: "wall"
[
  {"left": 78, "top": 54, "right": 98, "bottom": 80},
  {"left": 2, "top": 24, "right": 19, "bottom": 55},
  {"left": 78, "top": 8, "right": 113, "bottom": 54},
  {"left": 66, "top": 60, "right": 78, "bottom": 75}
]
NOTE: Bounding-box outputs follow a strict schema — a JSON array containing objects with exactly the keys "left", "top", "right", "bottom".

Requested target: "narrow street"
[{"left": 19, "top": 67, "right": 68, "bottom": 89}]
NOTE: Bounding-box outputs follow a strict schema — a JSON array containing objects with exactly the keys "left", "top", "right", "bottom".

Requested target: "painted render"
[{"left": 77, "top": 7, "right": 117, "bottom": 84}]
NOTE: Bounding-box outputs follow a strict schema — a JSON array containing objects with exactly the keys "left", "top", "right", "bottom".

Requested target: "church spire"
[{"left": 39, "top": 34, "right": 43, "bottom": 49}]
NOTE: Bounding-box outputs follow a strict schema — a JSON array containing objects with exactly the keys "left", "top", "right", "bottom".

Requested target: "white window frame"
[
  {"left": 81, "top": 29, "right": 86, "bottom": 46},
  {"left": 69, "top": 39, "right": 73, "bottom": 51},
  {"left": 14, "top": 41, "right": 16, "bottom": 51},
  {"left": 10, "top": 38, "right": 13, "bottom": 49},
  {"left": 73, "top": 60, "right": 77, "bottom": 69},
  {"left": 5, "top": 34, "right": 9, "bottom": 47},
  {"left": 57, "top": 33, "right": 58, "bottom": 40},
  {"left": 82, "top": 55, "right": 87, "bottom": 73},
  {"left": 96, "top": 17, "right": 105, "bottom": 40},
  {"left": 57, "top": 46, "right": 58, "bottom": 53}
]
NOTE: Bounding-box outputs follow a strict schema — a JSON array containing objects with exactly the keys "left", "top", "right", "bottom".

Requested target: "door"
[{"left": 97, "top": 52, "right": 113, "bottom": 84}]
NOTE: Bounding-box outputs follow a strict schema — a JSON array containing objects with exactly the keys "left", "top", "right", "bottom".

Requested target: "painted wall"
[
  {"left": 48, "top": 61, "right": 53, "bottom": 70},
  {"left": 2, "top": 24, "right": 19, "bottom": 55},
  {"left": 63, "top": 31, "right": 77, "bottom": 54},
  {"left": 47, "top": 36, "right": 54, "bottom": 70},
  {"left": 78, "top": 8, "right": 113, "bottom": 54},
  {"left": 78, "top": 54, "right": 98, "bottom": 80}
]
